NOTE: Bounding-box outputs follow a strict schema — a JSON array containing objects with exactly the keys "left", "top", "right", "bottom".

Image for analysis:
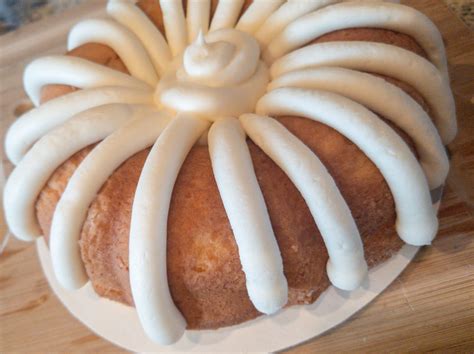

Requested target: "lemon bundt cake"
[{"left": 4, "top": 0, "right": 456, "bottom": 345}]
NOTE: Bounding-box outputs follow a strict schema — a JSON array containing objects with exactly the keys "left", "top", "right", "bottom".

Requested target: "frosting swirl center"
[
  {"left": 182, "top": 32, "right": 236, "bottom": 83},
  {"left": 155, "top": 29, "right": 269, "bottom": 120}
]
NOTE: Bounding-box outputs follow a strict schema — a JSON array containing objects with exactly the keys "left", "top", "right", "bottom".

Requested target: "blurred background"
[
  {"left": 0, "top": 0, "right": 86, "bottom": 34},
  {"left": 0, "top": 0, "right": 473, "bottom": 35}
]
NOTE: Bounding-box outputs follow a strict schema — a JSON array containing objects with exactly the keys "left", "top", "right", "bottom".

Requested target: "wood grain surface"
[{"left": 0, "top": 0, "right": 473, "bottom": 352}]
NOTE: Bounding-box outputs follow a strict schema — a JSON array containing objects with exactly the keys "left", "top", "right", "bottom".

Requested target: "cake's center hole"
[{"left": 155, "top": 29, "right": 269, "bottom": 120}]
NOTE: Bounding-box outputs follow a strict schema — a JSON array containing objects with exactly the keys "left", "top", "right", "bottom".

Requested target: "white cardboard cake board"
[{"left": 37, "top": 238, "right": 421, "bottom": 353}]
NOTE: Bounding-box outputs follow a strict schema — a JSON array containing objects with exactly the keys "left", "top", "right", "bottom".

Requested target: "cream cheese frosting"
[
  {"left": 186, "top": 0, "right": 211, "bottom": 42},
  {"left": 156, "top": 29, "right": 269, "bottom": 119},
  {"left": 240, "top": 113, "right": 368, "bottom": 290},
  {"left": 24, "top": 56, "right": 151, "bottom": 106},
  {"left": 4, "top": 104, "right": 144, "bottom": 241},
  {"left": 50, "top": 107, "right": 170, "bottom": 290},
  {"left": 130, "top": 114, "right": 209, "bottom": 344},
  {"left": 210, "top": 0, "right": 245, "bottom": 32},
  {"left": 209, "top": 117, "right": 288, "bottom": 313},
  {"left": 271, "top": 41, "right": 457, "bottom": 144},
  {"left": 107, "top": 0, "right": 172, "bottom": 75},
  {"left": 263, "top": 2, "right": 449, "bottom": 79},
  {"left": 255, "top": 0, "right": 339, "bottom": 47},
  {"left": 268, "top": 67, "right": 449, "bottom": 189},
  {"left": 236, "top": 0, "right": 285, "bottom": 34},
  {"left": 256, "top": 88, "right": 439, "bottom": 246},
  {"left": 4, "top": 0, "right": 455, "bottom": 346},
  {"left": 68, "top": 18, "right": 158, "bottom": 86},
  {"left": 159, "top": 0, "right": 188, "bottom": 57},
  {"left": 6, "top": 86, "right": 153, "bottom": 164}
]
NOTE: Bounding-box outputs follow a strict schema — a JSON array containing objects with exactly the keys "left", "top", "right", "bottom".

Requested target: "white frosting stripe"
[
  {"left": 187, "top": 0, "right": 211, "bottom": 42},
  {"left": 68, "top": 19, "right": 158, "bottom": 86},
  {"left": 6, "top": 87, "right": 153, "bottom": 165},
  {"left": 255, "top": 0, "right": 402, "bottom": 48},
  {"left": 130, "top": 114, "right": 210, "bottom": 344},
  {"left": 236, "top": 0, "right": 285, "bottom": 34},
  {"left": 208, "top": 117, "right": 288, "bottom": 313},
  {"left": 255, "top": 0, "right": 339, "bottom": 47},
  {"left": 240, "top": 113, "right": 368, "bottom": 290},
  {"left": 160, "top": 0, "right": 188, "bottom": 56},
  {"left": 271, "top": 41, "right": 456, "bottom": 144},
  {"left": 24, "top": 56, "right": 151, "bottom": 106},
  {"left": 50, "top": 107, "right": 170, "bottom": 290},
  {"left": 107, "top": 0, "right": 172, "bottom": 76},
  {"left": 269, "top": 67, "right": 449, "bottom": 189},
  {"left": 209, "top": 0, "right": 245, "bottom": 32},
  {"left": 264, "top": 2, "right": 448, "bottom": 78},
  {"left": 257, "top": 88, "right": 438, "bottom": 246},
  {"left": 3, "top": 103, "right": 140, "bottom": 241}
]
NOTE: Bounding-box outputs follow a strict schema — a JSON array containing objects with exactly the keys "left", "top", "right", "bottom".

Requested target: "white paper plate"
[{"left": 37, "top": 238, "right": 420, "bottom": 353}]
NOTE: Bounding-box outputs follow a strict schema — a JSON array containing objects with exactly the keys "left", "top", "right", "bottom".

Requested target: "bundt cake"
[{"left": 3, "top": 0, "right": 456, "bottom": 345}]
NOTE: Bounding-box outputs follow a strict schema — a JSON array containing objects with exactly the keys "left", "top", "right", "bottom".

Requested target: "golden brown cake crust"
[{"left": 35, "top": 2, "right": 432, "bottom": 329}]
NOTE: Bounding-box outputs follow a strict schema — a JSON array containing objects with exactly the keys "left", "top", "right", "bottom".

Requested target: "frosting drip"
[{"left": 156, "top": 29, "right": 269, "bottom": 120}]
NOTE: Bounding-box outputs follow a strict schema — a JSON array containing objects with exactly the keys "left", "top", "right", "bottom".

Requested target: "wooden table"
[{"left": 1, "top": 1, "right": 473, "bottom": 352}]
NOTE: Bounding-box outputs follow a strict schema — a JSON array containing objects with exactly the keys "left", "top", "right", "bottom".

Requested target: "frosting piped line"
[
  {"left": 186, "top": 0, "right": 211, "bottom": 42},
  {"left": 6, "top": 86, "right": 153, "bottom": 165},
  {"left": 264, "top": 2, "right": 449, "bottom": 78},
  {"left": 50, "top": 106, "right": 170, "bottom": 290},
  {"left": 107, "top": 0, "right": 172, "bottom": 76},
  {"left": 240, "top": 113, "right": 368, "bottom": 291},
  {"left": 160, "top": 0, "right": 188, "bottom": 56},
  {"left": 209, "top": 0, "right": 245, "bottom": 32},
  {"left": 68, "top": 18, "right": 158, "bottom": 86},
  {"left": 270, "top": 41, "right": 456, "bottom": 144},
  {"left": 130, "top": 114, "right": 210, "bottom": 344},
  {"left": 208, "top": 117, "right": 288, "bottom": 313},
  {"left": 257, "top": 88, "right": 438, "bottom": 246},
  {"left": 268, "top": 67, "right": 449, "bottom": 189},
  {"left": 24, "top": 56, "right": 151, "bottom": 106},
  {"left": 236, "top": 0, "right": 285, "bottom": 35},
  {"left": 255, "top": 0, "right": 339, "bottom": 47},
  {"left": 3, "top": 103, "right": 140, "bottom": 242}
]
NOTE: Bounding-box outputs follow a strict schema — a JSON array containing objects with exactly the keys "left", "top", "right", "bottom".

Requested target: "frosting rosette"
[{"left": 156, "top": 29, "right": 269, "bottom": 119}]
